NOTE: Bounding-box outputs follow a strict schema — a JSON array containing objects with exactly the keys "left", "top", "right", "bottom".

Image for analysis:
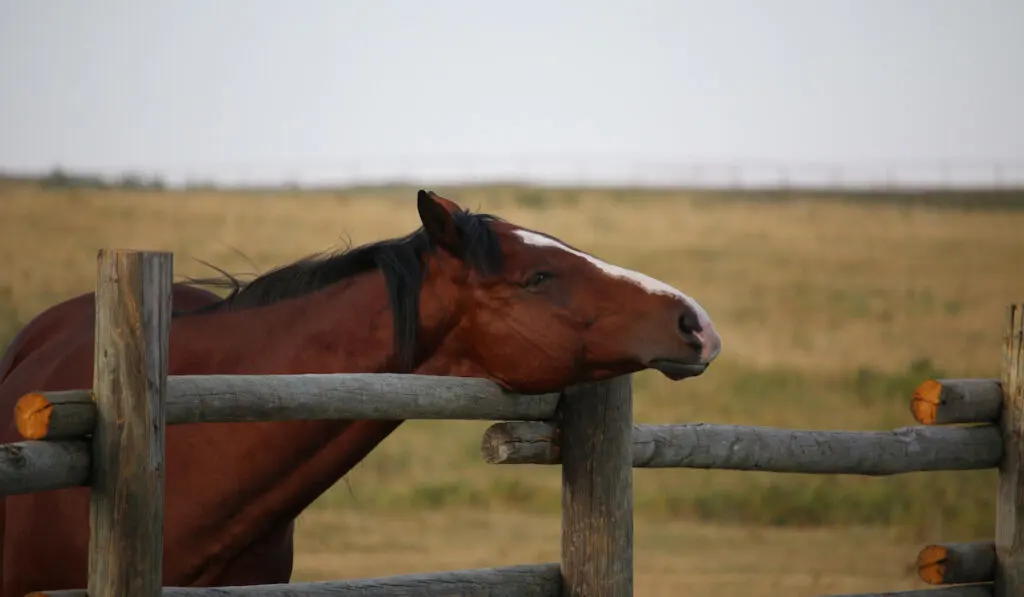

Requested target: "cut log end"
[
  {"left": 916, "top": 541, "right": 995, "bottom": 586},
  {"left": 486, "top": 443, "right": 512, "bottom": 465},
  {"left": 911, "top": 379, "right": 943, "bottom": 425},
  {"left": 917, "top": 544, "right": 949, "bottom": 584},
  {"left": 14, "top": 392, "right": 55, "bottom": 440},
  {"left": 480, "top": 421, "right": 561, "bottom": 465}
]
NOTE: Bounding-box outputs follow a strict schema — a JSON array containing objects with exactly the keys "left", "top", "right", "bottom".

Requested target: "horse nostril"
[
  {"left": 678, "top": 311, "right": 703, "bottom": 336},
  {"left": 677, "top": 312, "right": 704, "bottom": 351}
]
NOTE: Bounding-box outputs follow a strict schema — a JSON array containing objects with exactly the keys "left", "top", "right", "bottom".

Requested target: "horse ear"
[{"left": 417, "top": 190, "right": 463, "bottom": 254}]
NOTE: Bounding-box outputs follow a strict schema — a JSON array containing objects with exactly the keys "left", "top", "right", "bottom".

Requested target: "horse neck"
[
  {"left": 172, "top": 277, "right": 396, "bottom": 375},
  {"left": 165, "top": 272, "right": 446, "bottom": 582}
]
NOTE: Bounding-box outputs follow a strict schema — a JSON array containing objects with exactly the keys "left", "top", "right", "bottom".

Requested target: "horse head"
[{"left": 411, "top": 189, "right": 722, "bottom": 393}]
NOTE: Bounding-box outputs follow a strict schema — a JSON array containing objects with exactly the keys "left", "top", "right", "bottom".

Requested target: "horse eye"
[{"left": 524, "top": 271, "right": 554, "bottom": 288}]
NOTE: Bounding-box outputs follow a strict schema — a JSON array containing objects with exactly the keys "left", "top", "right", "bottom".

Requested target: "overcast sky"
[{"left": 1, "top": 0, "right": 1021, "bottom": 186}]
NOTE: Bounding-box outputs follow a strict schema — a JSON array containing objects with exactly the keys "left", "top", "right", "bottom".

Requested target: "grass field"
[{"left": 2, "top": 179, "right": 1024, "bottom": 595}]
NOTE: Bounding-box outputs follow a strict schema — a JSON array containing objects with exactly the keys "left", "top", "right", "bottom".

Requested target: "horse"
[{"left": 0, "top": 189, "right": 722, "bottom": 596}]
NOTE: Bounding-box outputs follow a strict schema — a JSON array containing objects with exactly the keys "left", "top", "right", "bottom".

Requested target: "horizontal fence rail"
[
  {"left": 916, "top": 541, "right": 996, "bottom": 586},
  {"left": 1, "top": 375, "right": 559, "bottom": 496},
  {"left": 480, "top": 421, "right": 1003, "bottom": 475},
  {"left": 910, "top": 378, "right": 1003, "bottom": 426},
  {"left": 27, "top": 563, "right": 563, "bottom": 597},
  {"left": 26, "top": 577, "right": 998, "bottom": 597},
  {"left": 0, "top": 439, "right": 91, "bottom": 494},
  {"left": 13, "top": 373, "right": 560, "bottom": 440},
  {"left": 823, "top": 586, "right": 994, "bottom": 597}
]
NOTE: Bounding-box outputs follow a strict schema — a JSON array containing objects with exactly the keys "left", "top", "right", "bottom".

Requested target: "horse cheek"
[{"left": 500, "top": 310, "right": 578, "bottom": 374}]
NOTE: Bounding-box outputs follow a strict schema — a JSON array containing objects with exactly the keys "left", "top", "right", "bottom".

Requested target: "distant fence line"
[
  {"left": 4, "top": 158, "right": 1024, "bottom": 191},
  {"left": 1, "top": 248, "right": 1022, "bottom": 596}
]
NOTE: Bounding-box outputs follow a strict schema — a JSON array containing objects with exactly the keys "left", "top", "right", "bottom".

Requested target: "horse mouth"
[{"left": 648, "top": 359, "right": 708, "bottom": 381}]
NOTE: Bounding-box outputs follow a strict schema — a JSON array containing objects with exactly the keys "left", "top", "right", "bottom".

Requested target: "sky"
[{"left": 1, "top": 0, "right": 1022, "bottom": 187}]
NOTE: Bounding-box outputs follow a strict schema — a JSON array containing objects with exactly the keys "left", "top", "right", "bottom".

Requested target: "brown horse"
[{"left": 0, "top": 189, "right": 722, "bottom": 596}]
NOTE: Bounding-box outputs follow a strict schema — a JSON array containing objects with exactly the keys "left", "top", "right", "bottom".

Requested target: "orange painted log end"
[
  {"left": 910, "top": 379, "right": 943, "bottom": 425},
  {"left": 14, "top": 392, "right": 55, "bottom": 440},
  {"left": 916, "top": 543, "right": 949, "bottom": 584}
]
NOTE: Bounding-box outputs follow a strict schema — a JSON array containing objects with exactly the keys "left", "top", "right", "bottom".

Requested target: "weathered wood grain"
[
  {"left": 14, "top": 374, "right": 561, "bottom": 440},
  {"left": 0, "top": 439, "right": 90, "bottom": 494},
  {"left": 560, "top": 376, "right": 633, "bottom": 597},
  {"left": 481, "top": 419, "right": 561, "bottom": 465},
  {"left": 27, "top": 562, "right": 562, "bottom": 597},
  {"left": 481, "top": 421, "right": 1002, "bottom": 475},
  {"left": 7, "top": 409, "right": 1002, "bottom": 495},
  {"left": 918, "top": 541, "right": 996, "bottom": 585},
  {"left": 911, "top": 378, "right": 1003, "bottom": 425},
  {"left": 87, "top": 249, "right": 171, "bottom": 597},
  {"left": 996, "top": 303, "right": 1024, "bottom": 597}
]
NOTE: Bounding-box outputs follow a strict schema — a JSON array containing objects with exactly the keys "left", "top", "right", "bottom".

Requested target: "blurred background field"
[
  {"left": 3, "top": 2, "right": 1022, "bottom": 594},
  {"left": 2, "top": 177, "right": 1023, "bottom": 595}
]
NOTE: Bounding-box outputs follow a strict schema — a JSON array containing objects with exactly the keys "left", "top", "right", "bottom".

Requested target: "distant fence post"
[
  {"left": 997, "top": 303, "right": 1024, "bottom": 597},
  {"left": 88, "top": 249, "right": 172, "bottom": 597},
  {"left": 560, "top": 375, "right": 633, "bottom": 597}
]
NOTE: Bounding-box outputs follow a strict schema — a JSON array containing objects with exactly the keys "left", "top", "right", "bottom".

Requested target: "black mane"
[{"left": 177, "top": 206, "right": 505, "bottom": 371}]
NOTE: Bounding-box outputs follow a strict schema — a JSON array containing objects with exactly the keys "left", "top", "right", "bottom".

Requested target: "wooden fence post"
[
  {"left": 560, "top": 375, "right": 633, "bottom": 597},
  {"left": 88, "top": 249, "right": 172, "bottom": 597},
  {"left": 997, "top": 303, "right": 1024, "bottom": 597}
]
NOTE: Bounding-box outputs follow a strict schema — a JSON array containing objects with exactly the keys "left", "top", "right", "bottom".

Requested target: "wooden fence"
[{"left": 0, "top": 248, "right": 1021, "bottom": 597}]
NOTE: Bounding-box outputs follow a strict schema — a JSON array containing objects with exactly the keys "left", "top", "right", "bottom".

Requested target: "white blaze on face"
[{"left": 512, "top": 228, "right": 716, "bottom": 332}]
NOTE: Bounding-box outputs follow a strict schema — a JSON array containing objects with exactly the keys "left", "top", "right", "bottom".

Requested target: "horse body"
[{"left": 0, "top": 190, "right": 722, "bottom": 596}]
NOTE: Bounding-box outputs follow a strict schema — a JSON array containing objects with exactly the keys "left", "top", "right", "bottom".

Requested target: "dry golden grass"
[
  {"left": 2, "top": 182, "right": 1020, "bottom": 376},
  {"left": 292, "top": 508, "right": 933, "bottom": 596},
  {"left": 2, "top": 180, "right": 1024, "bottom": 593}
]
